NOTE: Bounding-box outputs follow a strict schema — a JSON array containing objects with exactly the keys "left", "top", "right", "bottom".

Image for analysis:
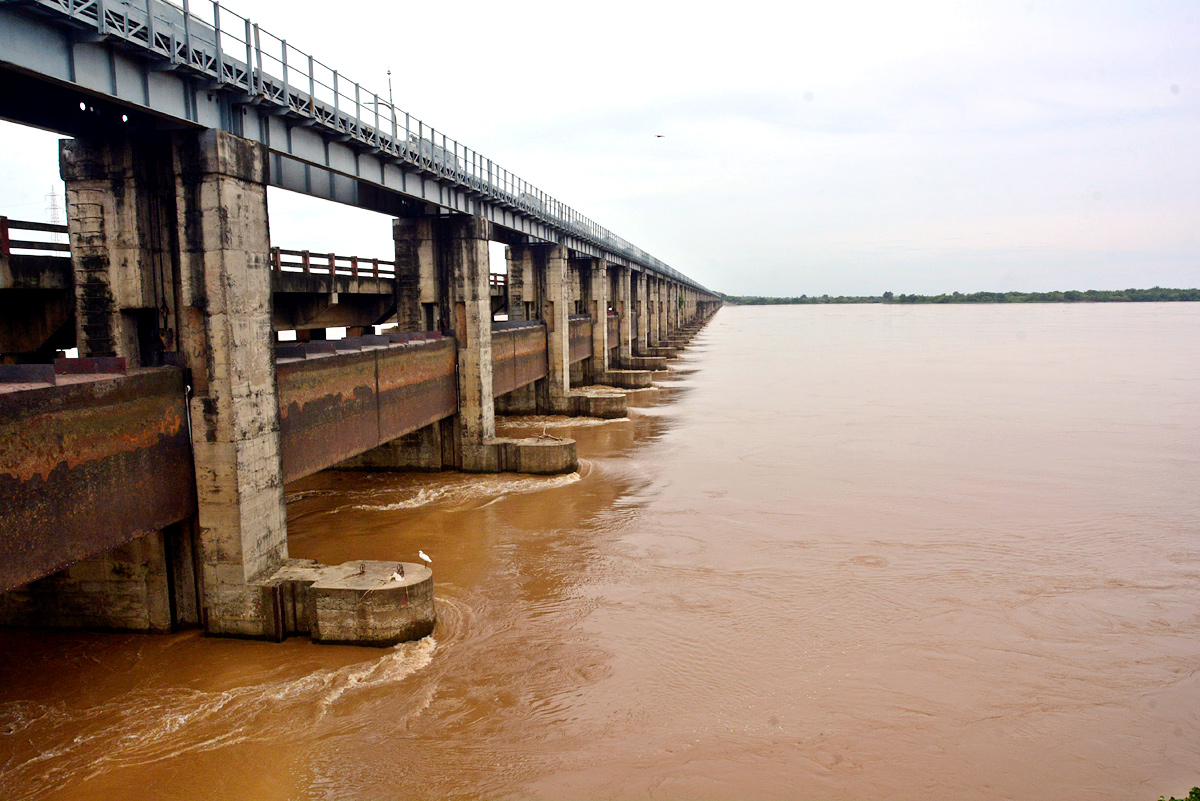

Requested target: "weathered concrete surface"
[
  {"left": 0, "top": 530, "right": 174, "bottom": 632},
  {"left": 491, "top": 437, "right": 577, "bottom": 474},
  {"left": 504, "top": 243, "right": 536, "bottom": 323},
  {"left": 563, "top": 385, "right": 626, "bottom": 418},
  {"left": 621, "top": 355, "right": 668, "bottom": 371},
  {"left": 60, "top": 135, "right": 163, "bottom": 363},
  {"left": 309, "top": 561, "right": 436, "bottom": 646},
  {"left": 443, "top": 215, "right": 498, "bottom": 471},
  {"left": 248, "top": 559, "right": 436, "bottom": 646},
  {"left": 172, "top": 129, "right": 288, "bottom": 638},
  {"left": 615, "top": 266, "right": 633, "bottom": 365},
  {"left": 635, "top": 270, "right": 651, "bottom": 354},
  {"left": 533, "top": 244, "right": 571, "bottom": 406},
  {"left": 0, "top": 367, "right": 196, "bottom": 591},
  {"left": 338, "top": 420, "right": 450, "bottom": 472},
  {"left": 494, "top": 381, "right": 540, "bottom": 416},
  {"left": 602, "top": 369, "right": 654, "bottom": 389},
  {"left": 277, "top": 336, "right": 458, "bottom": 482},
  {"left": 585, "top": 260, "right": 610, "bottom": 384}
]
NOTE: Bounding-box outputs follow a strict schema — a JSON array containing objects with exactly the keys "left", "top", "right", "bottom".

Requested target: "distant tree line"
[{"left": 722, "top": 288, "right": 1200, "bottom": 305}]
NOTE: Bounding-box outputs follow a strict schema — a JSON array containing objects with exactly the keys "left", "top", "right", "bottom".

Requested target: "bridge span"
[{"left": 0, "top": 0, "right": 721, "bottom": 645}]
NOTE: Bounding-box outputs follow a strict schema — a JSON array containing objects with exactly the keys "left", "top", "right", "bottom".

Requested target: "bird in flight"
[{"left": 656, "top": 134, "right": 665, "bottom": 138}]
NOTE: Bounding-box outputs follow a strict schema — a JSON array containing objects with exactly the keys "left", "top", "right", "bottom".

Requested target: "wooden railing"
[
  {"left": 270, "top": 247, "right": 396, "bottom": 278},
  {"left": 0, "top": 217, "right": 70, "bottom": 257}
]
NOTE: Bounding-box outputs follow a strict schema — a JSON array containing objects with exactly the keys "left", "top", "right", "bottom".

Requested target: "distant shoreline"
[{"left": 723, "top": 288, "right": 1200, "bottom": 305}]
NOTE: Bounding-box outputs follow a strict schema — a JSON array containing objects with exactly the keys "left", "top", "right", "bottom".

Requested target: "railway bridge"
[{"left": 0, "top": 0, "right": 721, "bottom": 645}]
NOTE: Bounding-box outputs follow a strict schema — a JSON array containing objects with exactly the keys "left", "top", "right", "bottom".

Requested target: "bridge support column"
[
  {"left": 536, "top": 244, "right": 571, "bottom": 408},
  {"left": 587, "top": 257, "right": 610, "bottom": 383},
  {"left": 617, "top": 265, "right": 633, "bottom": 364},
  {"left": 667, "top": 282, "right": 678, "bottom": 340},
  {"left": 621, "top": 271, "right": 666, "bottom": 371},
  {"left": 445, "top": 220, "right": 575, "bottom": 472},
  {"left": 648, "top": 277, "right": 661, "bottom": 348},
  {"left": 172, "top": 130, "right": 290, "bottom": 637},
  {"left": 638, "top": 270, "right": 648, "bottom": 354},
  {"left": 392, "top": 218, "right": 440, "bottom": 332},
  {"left": 60, "top": 134, "right": 182, "bottom": 366},
  {"left": 445, "top": 215, "right": 501, "bottom": 471},
  {"left": 657, "top": 279, "right": 668, "bottom": 346},
  {"left": 603, "top": 265, "right": 653, "bottom": 388},
  {"left": 504, "top": 242, "right": 535, "bottom": 322}
]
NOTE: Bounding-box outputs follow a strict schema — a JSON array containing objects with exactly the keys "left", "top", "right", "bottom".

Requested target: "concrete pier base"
[
  {"left": 603, "top": 369, "right": 654, "bottom": 389},
  {"left": 476, "top": 437, "right": 578, "bottom": 475},
  {"left": 258, "top": 559, "right": 435, "bottom": 647},
  {"left": 623, "top": 356, "right": 668, "bottom": 371},
  {"left": 552, "top": 386, "right": 626, "bottom": 419}
]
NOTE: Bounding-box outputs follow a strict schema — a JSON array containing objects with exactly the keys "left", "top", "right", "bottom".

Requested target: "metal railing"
[
  {"left": 0, "top": 217, "right": 70, "bottom": 256},
  {"left": 16, "top": 0, "right": 712, "bottom": 293},
  {"left": 270, "top": 247, "right": 395, "bottom": 278}
]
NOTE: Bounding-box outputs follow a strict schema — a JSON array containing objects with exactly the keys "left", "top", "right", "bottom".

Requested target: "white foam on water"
[
  {"left": 499, "top": 415, "right": 629, "bottom": 429},
  {"left": 0, "top": 638, "right": 437, "bottom": 800},
  {"left": 338, "top": 472, "right": 581, "bottom": 513}
]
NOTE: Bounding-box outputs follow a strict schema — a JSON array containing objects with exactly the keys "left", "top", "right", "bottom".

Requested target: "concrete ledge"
[
  {"left": 642, "top": 346, "right": 678, "bottom": 359},
  {"left": 602, "top": 369, "right": 654, "bottom": 389}
]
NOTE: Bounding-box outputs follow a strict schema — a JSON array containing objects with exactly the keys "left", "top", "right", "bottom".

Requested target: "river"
[{"left": 2, "top": 302, "right": 1199, "bottom": 800}]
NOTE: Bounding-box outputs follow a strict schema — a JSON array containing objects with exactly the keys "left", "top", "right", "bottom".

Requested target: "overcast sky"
[{"left": 3, "top": 0, "right": 1198, "bottom": 295}]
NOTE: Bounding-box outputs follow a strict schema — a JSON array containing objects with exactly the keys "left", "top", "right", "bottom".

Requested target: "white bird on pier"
[{"left": 418, "top": 550, "right": 432, "bottom": 568}]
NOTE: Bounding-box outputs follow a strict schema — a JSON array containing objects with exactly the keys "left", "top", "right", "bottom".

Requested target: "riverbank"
[{"left": 725, "top": 287, "right": 1200, "bottom": 305}]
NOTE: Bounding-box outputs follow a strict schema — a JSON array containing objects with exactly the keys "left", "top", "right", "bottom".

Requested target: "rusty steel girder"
[
  {"left": 0, "top": 368, "right": 196, "bottom": 591},
  {"left": 569, "top": 316, "right": 592, "bottom": 365},
  {"left": 492, "top": 324, "right": 548, "bottom": 398},
  {"left": 276, "top": 337, "right": 458, "bottom": 483}
]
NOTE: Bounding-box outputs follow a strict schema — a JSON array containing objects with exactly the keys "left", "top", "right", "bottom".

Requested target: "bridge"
[{"left": 0, "top": 0, "right": 721, "bottom": 646}]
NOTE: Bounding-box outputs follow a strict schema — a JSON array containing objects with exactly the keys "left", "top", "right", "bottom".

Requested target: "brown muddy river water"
[{"left": 2, "top": 303, "right": 1199, "bottom": 800}]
